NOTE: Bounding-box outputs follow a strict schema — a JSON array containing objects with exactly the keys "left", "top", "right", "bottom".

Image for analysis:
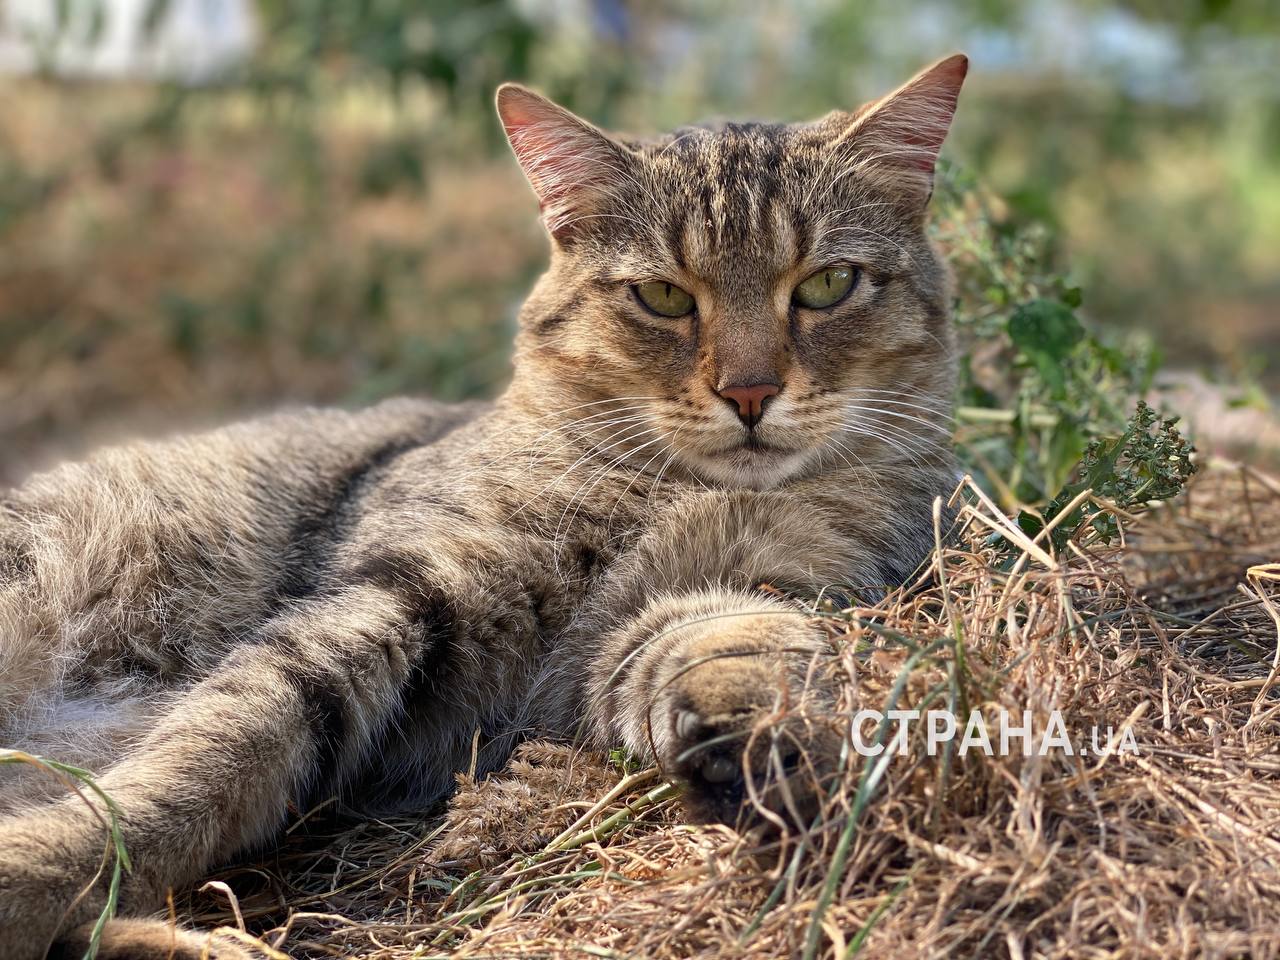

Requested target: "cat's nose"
[{"left": 717, "top": 382, "right": 780, "bottom": 429}]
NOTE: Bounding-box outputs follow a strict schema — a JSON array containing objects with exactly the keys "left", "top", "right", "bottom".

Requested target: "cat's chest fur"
[{"left": 329, "top": 432, "right": 709, "bottom": 806}]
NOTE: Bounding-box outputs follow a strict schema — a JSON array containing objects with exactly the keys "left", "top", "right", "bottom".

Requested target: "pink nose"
[{"left": 717, "top": 382, "right": 780, "bottom": 428}]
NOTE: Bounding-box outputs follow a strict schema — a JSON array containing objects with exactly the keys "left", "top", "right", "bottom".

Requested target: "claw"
[
  {"left": 675, "top": 709, "right": 701, "bottom": 741},
  {"left": 700, "top": 755, "right": 738, "bottom": 784}
]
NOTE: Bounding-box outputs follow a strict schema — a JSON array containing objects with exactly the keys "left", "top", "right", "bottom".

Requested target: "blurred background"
[{"left": 1, "top": 0, "right": 1277, "bottom": 486}]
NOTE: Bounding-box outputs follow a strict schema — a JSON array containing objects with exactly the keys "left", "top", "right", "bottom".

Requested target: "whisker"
[
  {"left": 522, "top": 411, "right": 655, "bottom": 468},
  {"left": 552, "top": 432, "right": 669, "bottom": 555},
  {"left": 846, "top": 391, "right": 955, "bottom": 419},
  {"left": 450, "top": 407, "right": 655, "bottom": 492},
  {"left": 840, "top": 423, "right": 945, "bottom": 470},
  {"left": 841, "top": 422, "right": 950, "bottom": 459},
  {"left": 824, "top": 436, "right": 887, "bottom": 498},
  {"left": 842, "top": 428, "right": 927, "bottom": 471},
  {"left": 607, "top": 440, "right": 676, "bottom": 527},
  {"left": 645, "top": 447, "right": 681, "bottom": 512},
  {"left": 843, "top": 404, "right": 954, "bottom": 436},
  {"left": 508, "top": 421, "right": 662, "bottom": 519}
]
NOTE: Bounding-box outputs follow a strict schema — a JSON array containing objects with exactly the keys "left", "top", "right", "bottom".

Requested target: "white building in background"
[{"left": 0, "top": 0, "right": 257, "bottom": 82}]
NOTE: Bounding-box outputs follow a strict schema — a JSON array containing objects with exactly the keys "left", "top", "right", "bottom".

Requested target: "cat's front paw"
[
  {"left": 655, "top": 615, "right": 841, "bottom": 827},
  {"left": 0, "top": 818, "right": 107, "bottom": 960}
]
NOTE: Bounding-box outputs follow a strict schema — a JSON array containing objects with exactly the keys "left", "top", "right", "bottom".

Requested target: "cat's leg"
[
  {"left": 551, "top": 490, "right": 916, "bottom": 825},
  {"left": 580, "top": 585, "right": 843, "bottom": 826},
  {"left": 48, "top": 919, "right": 258, "bottom": 960},
  {"left": 0, "top": 582, "right": 424, "bottom": 960}
]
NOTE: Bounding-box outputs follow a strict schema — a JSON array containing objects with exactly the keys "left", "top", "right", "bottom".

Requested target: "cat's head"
[{"left": 500, "top": 55, "right": 966, "bottom": 490}]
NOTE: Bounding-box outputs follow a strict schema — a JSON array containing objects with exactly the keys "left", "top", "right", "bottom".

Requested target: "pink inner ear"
[
  {"left": 497, "top": 87, "right": 618, "bottom": 222},
  {"left": 851, "top": 54, "right": 968, "bottom": 175},
  {"left": 506, "top": 123, "right": 573, "bottom": 210}
]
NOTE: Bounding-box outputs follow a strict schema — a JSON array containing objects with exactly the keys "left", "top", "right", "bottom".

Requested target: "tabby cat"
[{"left": 0, "top": 54, "right": 966, "bottom": 959}]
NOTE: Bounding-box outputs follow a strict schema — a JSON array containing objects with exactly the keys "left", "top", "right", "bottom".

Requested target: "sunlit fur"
[{"left": 0, "top": 56, "right": 966, "bottom": 959}]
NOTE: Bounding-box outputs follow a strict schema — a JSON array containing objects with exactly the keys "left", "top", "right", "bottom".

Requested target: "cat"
[{"left": 0, "top": 54, "right": 967, "bottom": 959}]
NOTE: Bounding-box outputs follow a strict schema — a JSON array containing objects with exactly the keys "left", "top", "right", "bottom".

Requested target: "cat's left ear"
[
  {"left": 496, "top": 84, "right": 634, "bottom": 243},
  {"left": 832, "top": 53, "right": 968, "bottom": 200}
]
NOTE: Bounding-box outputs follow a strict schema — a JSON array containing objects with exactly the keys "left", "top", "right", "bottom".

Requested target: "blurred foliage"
[
  {"left": 934, "top": 171, "right": 1194, "bottom": 521},
  {"left": 252, "top": 0, "right": 539, "bottom": 96}
]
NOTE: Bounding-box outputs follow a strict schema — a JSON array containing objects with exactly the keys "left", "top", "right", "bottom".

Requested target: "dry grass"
[{"left": 158, "top": 460, "right": 1280, "bottom": 959}]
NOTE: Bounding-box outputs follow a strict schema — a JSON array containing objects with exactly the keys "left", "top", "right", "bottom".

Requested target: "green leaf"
[
  {"left": 1008, "top": 299, "right": 1084, "bottom": 360},
  {"left": 1042, "top": 401, "right": 1196, "bottom": 552},
  {"left": 1016, "top": 509, "right": 1044, "bottom": 538},
  {"left": 1007, "top": 299, "right": 1085, "bottom": 398},
  {"left": 1044, "top": 419, "right": 1087, "bottom": 495}
]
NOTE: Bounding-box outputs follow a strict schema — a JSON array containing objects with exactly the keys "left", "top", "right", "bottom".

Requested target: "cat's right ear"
[{"left": 496, "top": 84, "right": 633, "bottom": 243}]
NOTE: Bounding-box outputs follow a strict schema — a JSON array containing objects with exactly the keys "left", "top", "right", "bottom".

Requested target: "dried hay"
[{"left": 180, "top": 460, "right": 1280, "bottom": 959}]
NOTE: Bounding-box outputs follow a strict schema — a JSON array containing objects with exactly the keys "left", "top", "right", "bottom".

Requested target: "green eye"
[
  {"left": 793, "top": 265, "right": 858, "bottom": 309},
  {"left": 634, "top": 280, "right": 696, "bottom": 318}
]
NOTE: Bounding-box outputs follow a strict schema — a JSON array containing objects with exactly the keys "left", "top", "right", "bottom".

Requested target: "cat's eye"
[
  {"left": 793, "top": 265, "right": 858, "bottom": 309},
  {"left": 634, "top": 280, "right": 696, "bottom": 318}
]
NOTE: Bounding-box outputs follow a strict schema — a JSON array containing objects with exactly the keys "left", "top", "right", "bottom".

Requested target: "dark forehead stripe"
[
  {"left": 713, "top": 123, "right": 786, "bottom": 250},
  {"left": 646, "top": 127, "right": 708, "bottom": 267},
  {"left": 664, "top": 211, "right": 687, "bottom": 269},
  {"left": 789, "top": 207, "right": 812, "bottom": 262},
  {"left": 645, "top": 122, "right": 792, "bottom": 265}
]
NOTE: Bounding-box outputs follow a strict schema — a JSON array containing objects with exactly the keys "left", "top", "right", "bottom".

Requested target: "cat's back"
[
  {"left": 0, "top": 396, "right": 488, "bottom": 672},
  {"left": 7, "top": 395, "right": 485, "bottom": 508}
]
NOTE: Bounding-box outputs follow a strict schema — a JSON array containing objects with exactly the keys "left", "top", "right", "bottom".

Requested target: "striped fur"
[{"left": 0, "top": 55, "right": 967, "bottom": 958}]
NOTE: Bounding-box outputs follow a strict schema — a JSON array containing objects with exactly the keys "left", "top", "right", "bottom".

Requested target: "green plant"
[
  {"left": 1018, "top": 400, "right": 1197, "bottom": 551},
  {"left": 934, "top": 167, "right": 1196, "bottom": 546}
]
